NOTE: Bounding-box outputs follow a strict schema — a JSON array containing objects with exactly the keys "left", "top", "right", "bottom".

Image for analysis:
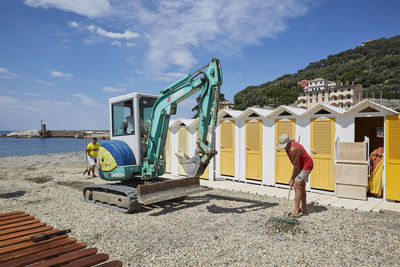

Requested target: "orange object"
[{"left": 369, "top": 147, "right": 384, "bottom": 174}]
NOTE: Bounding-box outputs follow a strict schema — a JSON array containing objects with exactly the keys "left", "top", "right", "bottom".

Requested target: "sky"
[{"left": 0, "top": 0, "right": 399, "bottom": 130}]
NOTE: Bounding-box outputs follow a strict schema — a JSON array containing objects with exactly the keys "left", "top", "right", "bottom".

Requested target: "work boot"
[{"left": 92, "top": 174, "right": 96, "bottom": 178}]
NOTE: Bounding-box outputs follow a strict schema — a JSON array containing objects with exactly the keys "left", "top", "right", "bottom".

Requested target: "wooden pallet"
[{"left": 0, "top": 211, "right": 122, "bottom": 267}]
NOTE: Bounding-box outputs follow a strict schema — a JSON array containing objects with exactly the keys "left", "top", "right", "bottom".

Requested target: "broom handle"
[
  {"left": 84, "top": 133, "right": 88, "bottom": 168},
  {"left": 285, "top": 186, "right": 291, "bottom": 214}
]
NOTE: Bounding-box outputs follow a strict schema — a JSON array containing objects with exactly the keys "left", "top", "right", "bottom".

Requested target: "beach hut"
[
  {"left": 343, "top": 100, "right": 400, "bottom": 201},
  {"left": 175, "top": 119, "right": 197, "bottom": 176},
  {"left": 165, "top": 122, "right": 172, "bottom": 173},
  {"left": 215, "top": 109, "right": 243, "bottom": 181},
  {"left": 190, "top": 119, "right": 215, "bottom": 180},
  {"left": 301, "top": 104, "right": 346, "bottom": 192},
  {"left": 168, "top": 119, "right": 182, "bottom": 176},
  {"left": 268, "top": 106, "right": 306, "bottom": 187},
  {"left": 237, "top": 107, "right": 273, "bottom": 184}
]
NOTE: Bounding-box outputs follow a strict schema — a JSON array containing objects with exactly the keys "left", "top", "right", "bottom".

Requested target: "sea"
[{"left": 0, "top": 131, "right": 95, "bottom": 157}]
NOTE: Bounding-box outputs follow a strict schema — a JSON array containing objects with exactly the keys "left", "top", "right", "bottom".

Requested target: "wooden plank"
[
  {"left": 5, "top": 242, "right": 86, "bottom": 267},
  {"left": 30, "top": 247, "right": 96, "bottom": 267},
  {"left": 0, "top": 216, "right": 35, "bottom": 227},
  {"left": 0, "top": 230, "right": 61, "bottom": 248},
  {"left": 0, "top": 229, "right": 59, "bottom": 249},
  {"left": 0, "top": 226, "right": 53, "bottom": 242},
  {"left": 0, "top": 213, "right": 29, "bottom": 222},
  {"left": 0, "top": 211, "right": 24, "bottom": 218},
  {"left": 0, "top": 222, "right": 46, "bottom": 236},
  {"left": 97, "top": 260, "right": 123, "bottom": 267},
  {"left": 0, "top": 237, "right": 76, "bottom": 263},
  {"left": 0, "top": 233, "right": 68, "bottom": 256},
  {"left": 0, "top": 219, "right": 40, "bottom": 231},
  {"left": 61, "top": 253, "right": 109, "bottom": 267}
]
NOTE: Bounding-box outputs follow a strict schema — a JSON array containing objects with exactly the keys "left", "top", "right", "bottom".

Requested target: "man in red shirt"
[{"left": 278, "top": 134, "right": 314, "bottom": 217}]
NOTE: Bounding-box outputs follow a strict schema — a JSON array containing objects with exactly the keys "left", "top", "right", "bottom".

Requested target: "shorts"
[
  {"left": 88, "top": 156, "right": 97, "bottom": 166},
  {"left": 295, "top": 170, "right": 311, "bottom": 183}
]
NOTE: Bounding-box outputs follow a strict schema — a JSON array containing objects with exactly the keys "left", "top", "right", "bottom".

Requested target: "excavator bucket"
[
  {"left": 175, "top": 151, "right": 206, "bottom": 177},
  {"left": 137, "top": 177, "right": 201, "bottom": 205}
]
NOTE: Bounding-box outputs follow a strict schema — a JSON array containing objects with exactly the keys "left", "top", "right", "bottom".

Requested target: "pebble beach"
[{"left": 0, "top": 152, "right": 399, "bottom": 266}]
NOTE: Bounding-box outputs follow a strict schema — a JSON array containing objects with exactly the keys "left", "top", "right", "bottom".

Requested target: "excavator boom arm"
[{"left": 142, "top": 58, "right": 222, "bottom": 178}]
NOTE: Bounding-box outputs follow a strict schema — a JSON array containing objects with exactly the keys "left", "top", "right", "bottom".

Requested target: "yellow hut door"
[
  {"left": 178, "top": 128, "right": 188, "bottom": 176},
  {"left": 196, "top": 129, "right": 209, "bottom": 180},
  {"left": 275, "top": 118, "right": 295, "bottom": 184},
  {"left": 165, "top": 130, "right": 171, "bottom": 173},
  {"left": 385, "top": 115, "right": 400, "bottom": 201},
  {"left": 310, "top": 117, "right": 335, "bottom": 191},
  {"left": 245, "top": 120, "right": 262, "bottom": 180},
  {"left": 220, "top": 120, "right": 235, "bottom": 176}
]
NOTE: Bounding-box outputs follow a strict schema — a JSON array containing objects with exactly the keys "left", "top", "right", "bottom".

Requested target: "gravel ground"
[{"left": 0, "top": 152, "right": 399, "bottom": 266}]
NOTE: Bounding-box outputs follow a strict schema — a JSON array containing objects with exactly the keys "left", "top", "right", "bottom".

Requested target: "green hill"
[{"left": 234, "top": 35, "right": 400, "bottom": 110}]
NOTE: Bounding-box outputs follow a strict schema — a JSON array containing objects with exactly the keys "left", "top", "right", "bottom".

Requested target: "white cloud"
[
  {"left": 72, "top": 93, "right": 100, "bottom": 107},
  {"left": 68, "top": 21, "right": 79, "bottom": 27},
  {"left": 87, "top": 25, "right": 96, "bottom": 32},
  {"left": 31, "top": 78, "right": 53, "bottom": 86},
  {"left": 51, "top": 70, "right": 73, "bottom": 79},
  {"left": 24, "top": 92, "right": 41, "bottom": 97},
  {"left": 24, "top": 0, "right": 112, "bottom": 18},
  {"left": 102, "top": 87, "right": 126, "bottom": 93},
  {"left": 123, "top": 0, "right": 308, "bottom": 72},
  {"left": 110, "top": 40, "right": 121, "bottom": 47},
  {"left": 96, "top": 27, "right": 139, "bottom": 39},
  {"left": 27, "top": 0, "right": 309, "bottom": 76},
  {"left": 0, "top": 95, "right": 73, "bottom": 113},
  {"left": 156, "top": 72, "right": 187, "bottom": 82},
  {"left": 0, "top": 67, "right": 20, "bottom": 79},
  {"left": 126, "top": 42, "right": 135, "bottom": 47},
  {"left": 83, "top": 39, "right": 94, "bottom": 45}
]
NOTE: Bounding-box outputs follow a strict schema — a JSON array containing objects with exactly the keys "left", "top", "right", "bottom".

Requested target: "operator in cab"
[{"left": 86, "top": 137, "right": 100, "bottom": 178}]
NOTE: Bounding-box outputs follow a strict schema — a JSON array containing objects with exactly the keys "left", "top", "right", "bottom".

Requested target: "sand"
[{"left": 0, "top": 152, "right": 399, "bottom": 266}]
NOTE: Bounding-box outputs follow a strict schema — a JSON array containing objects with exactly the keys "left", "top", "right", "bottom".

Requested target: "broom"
[
  {"left": 83, "top": 132, "right": 91, "bottom": 176},
  {"left": 271, "top": 185, "right": 297, "bottom": 224}
]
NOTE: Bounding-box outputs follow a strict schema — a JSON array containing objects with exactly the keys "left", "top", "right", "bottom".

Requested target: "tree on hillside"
[
  {"left": 233, "top": 35, "right": 400, "bottom": 110},
  {"left": 264, "top": 86, "right": 299, "bottom": 108}
]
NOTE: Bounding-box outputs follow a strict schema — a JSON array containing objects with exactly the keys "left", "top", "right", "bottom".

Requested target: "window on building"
[
  {"left": 341, "top": 104, "right": 344, "bottom": 108},
  {"left": 334, "top": 96, "right": 337, "bottom": 100},
  {"left": 322, "top": 92, "right": 325, "bottom": 96},
  {"left": 347, "top": 95, "right": 351, "bottom": 99},
  {"left": 334, "top": 89, "right": 337, "bottom": 93},
  {"left": 322, "top": 97, "right": 325, "bottom": 102},
  {"left": 340, "top": 96, "right": 344, "bottom": 100},
  {"left": 303, "top": 100, "right": 306, "bottom": 104},
  {"left": 341, "top": 89, "right": 344, "bottom": 92},
  {"left": 347, "top": 104, "right": 351, "bottom": 108},
  {"left": 316, "top": 93, "right": 318, "bottom": 97},
  {"left": 309, "top": 99, "right": 312, "bottom": 103},
  {"left": 303, "top": 93, "right": 305, "bottom": 97},
  {"left": 328, "top": 97, "right": 331, "bottom": 101},
  {"left": 309, "top": 93, "right": 312, "bottom": 97},
  {"left": 328, "top": 91, "right": 331, "bottom": 96},
  {"left": 316, "top": 98, "right": 318, "bottom": 103},
  {"left": 348, "top": 88, "right": 351, "bottom": 91}
]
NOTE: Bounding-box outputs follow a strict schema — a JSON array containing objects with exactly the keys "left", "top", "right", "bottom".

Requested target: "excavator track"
[
  {"left": 83, "top": 182, "right": 142, "bottom": 213},
  {"left": 83, "top": 177, "right": 200, "bottom": 213}
]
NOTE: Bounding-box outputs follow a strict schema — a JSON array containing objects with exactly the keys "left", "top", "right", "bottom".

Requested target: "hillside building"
[
  {"left": 218, "top": 100, "right": 234, "bottom": 110},
  {"left": 297, "top": 78, "right": 363, "bottom": 109}
]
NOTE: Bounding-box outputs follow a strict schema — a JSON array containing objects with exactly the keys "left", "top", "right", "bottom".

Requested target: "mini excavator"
[{"left": 83, "top": 58, "right": 222, "bottom": 213}]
